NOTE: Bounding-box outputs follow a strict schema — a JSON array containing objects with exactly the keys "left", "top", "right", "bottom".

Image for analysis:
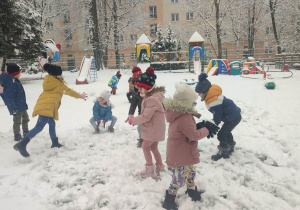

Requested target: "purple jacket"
[
  {"left": 165, "top": 110, "right": 209, "bottom": 167},
  {"left": 132, "top": 89, "right": 166, "bottom": 142}
]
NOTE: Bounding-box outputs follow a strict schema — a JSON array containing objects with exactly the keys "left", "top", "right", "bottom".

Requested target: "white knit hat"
[
  {"left": 174, "top": 83, "right": 198, "bottom": 105},
  {"left": 100, "top": 90, "right": 111, "bottom": 102}
]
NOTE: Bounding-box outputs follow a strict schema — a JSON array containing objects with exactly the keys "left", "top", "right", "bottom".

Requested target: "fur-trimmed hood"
[
  {"left": 145, "top": 86, "right": 165, "bottom": 97},
  {"left": 164, "top": 98, "right": 197, "bottom": 115}
]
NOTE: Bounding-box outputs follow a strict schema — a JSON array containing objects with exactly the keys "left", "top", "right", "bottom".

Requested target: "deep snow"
[{"left": 0, "top": 68, "right": 300, "bottom": 210}]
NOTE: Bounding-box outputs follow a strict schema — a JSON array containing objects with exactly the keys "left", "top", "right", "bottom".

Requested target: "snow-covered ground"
[{"left": 1, "top": 68, "right": 300, "bottom": 210}]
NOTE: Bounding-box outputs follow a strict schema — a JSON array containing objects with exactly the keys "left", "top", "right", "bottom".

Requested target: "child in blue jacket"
[
  {"left": 195, "top": 73, "right": 242, "bottom": 161},
  {"left": 0, "top": 63, "right": 29, "bottom": 141},
  {"left": 90, "top": 90, "right": 117, "bottom": 133},
  {"left": 108, "top": 71, "right": 122, "bottom": 95}
]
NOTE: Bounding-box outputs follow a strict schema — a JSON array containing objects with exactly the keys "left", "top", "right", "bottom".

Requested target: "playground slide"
[
  {"left": 207, "top": 67, "right": 218, "bottom": 76},
  {"left": 194, "top": 60, "right": 201, "bottom": 75},
  {"left": 137, "top": 63, "right": 150, "bottom": 72},
  {"left": 76, "top": 56, "right": 91, "bottom": 85},
  {"left": 255, "top": 66, "right": 263, "bottom": 72}
]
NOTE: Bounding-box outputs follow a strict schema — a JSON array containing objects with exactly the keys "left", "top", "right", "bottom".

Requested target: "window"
[
  {"left": 150, "top": 24, "right": 157, "bottom": 36},
  {"left": 87, "top": 33, "right": 92, "bottom": 44},
  {"left": 265, "top": 46, "right": 273, "bottom": 54},
  {"left": 66, "top": 44, "right": 72, "bottom": 48},
  {"left": 130, "top": 34, "right": 137, "bottom": 41},
  {"left": 67, "top": 55, "right": 75, "bottom": 70},
  {"left": 204, "top": 30, "right": 211, "bottom": 38},
  {"left": 222, "top": 48, "right": 227, "bottom": 58},
  {"left": 266, "top": 26, "right": 273, "bottom": 35},
  {"left": 119, "top": 54, "right": 125, "bottom": 61},
  {"left": 220, "top": 12, "right": 226, "bottom": 18},
  {"left": 220, "top": 29, "right": 226, "bottom": 37},
  {"left": 46, "top": 22, "right": 53, "bottom": 29},
  {"left": 205, "top": 12, "right": 211, "bottom": 20},
  {"left": 171, "top": 13, "right": 179, "bottom": 22},
  {"left": 131, "top": 53, "right": 137, "bottom": 60},
  {"left": 171, "top": 0, "right": 178, "bottom": 3},
  {"left": 119, "top": 35, "right": 123, "bottom": 42},
  {"left": 65, "top": 29, "right": 72, "bottom": 40},
  {"left": 64, "top": 11, "right": 70, "bottom": 24},
  {"left": 149, "top": 6, "right": 157, "bottom": 19},
  {"left": 186, "top": 12, "right": 193, "bottom": 21}
]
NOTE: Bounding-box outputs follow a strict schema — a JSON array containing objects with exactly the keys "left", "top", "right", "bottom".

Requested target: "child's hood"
[
  {"left": 0, "top": 73, "right": 14, "bottom": 87},
  {"left": 163, "top": 98, "right": 197, "bottom": 115},
  {"left": 165, "top": 109, "right": 186, "bottom": 123},
  {"left": 146, "top": 86, "right": 165, "bottom": 102},
  {"left": 205, "top": 84, "right": 222, "bottom": 104},
  {"left": 43, "top": 75, "right": 61, "bottom": 91}
]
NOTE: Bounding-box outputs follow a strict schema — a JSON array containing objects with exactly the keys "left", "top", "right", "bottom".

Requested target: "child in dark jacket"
[
  {"left": 90, "top": 90, "right": 117, "bottom": 133},
  {"left": 162, "top": 83, "right": 219, "bottom": 210},
  {"left": 125, "top": 67, "right": 143, "bottom": 147},
  {"left": 0, "top": 63, "right": 29, "bottom": 141},
  {"left": 195, "top": 73, "right": 242, "bottom": 161},
  {"left": 108, "top": 71, "right": 122, "bottom": 95}
]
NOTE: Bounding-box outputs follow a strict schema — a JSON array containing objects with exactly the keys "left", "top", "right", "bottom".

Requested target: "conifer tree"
[{"left": 0, "top": 0, "right": 43, "bottom": 72}]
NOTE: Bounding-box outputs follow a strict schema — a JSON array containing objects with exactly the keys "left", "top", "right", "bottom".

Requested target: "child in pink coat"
[
  {"left": 162, "top": 83, "right": 219, "bottom": 210},
  {"left": 128, "top": 67, "right": 166, "bottom": 178}
]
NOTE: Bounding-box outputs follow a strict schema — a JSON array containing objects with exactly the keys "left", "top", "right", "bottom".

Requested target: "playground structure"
[
  {"left": 229, "top": 61, "right": 242, "bottom": 75},
  {"left": 135, "top": 31, "right": 205, "bottom": 76},
  {"left": 39, "top": 39, "right": 61, "bottom": 70},
  {"left": 76, "top": 49, "right": 98, "bottom": 85},
  {"left": 206, "top": 59, "right": 230, "bottom": 76},
  {"left": 188, "top": 31, "right": 205, "bottom": 76},
  {"left": 135, "top": 34, "right": 151, "bottom": 72}
]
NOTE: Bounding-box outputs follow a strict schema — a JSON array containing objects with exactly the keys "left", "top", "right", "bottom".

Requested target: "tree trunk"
[
  {"left": 236, "top": 40, "right": 240, "bottom": 60},
  {"left": 1, "top": 57, "right": 7, "bottom": 72},
  {"left": 214, "top": 0, "right": 222, "bottom": 59},
  {"left": 248, "top": 2, "right": 255, "bottom": 57},
  {"left": 90, "top": 0, "right": 102, "bottom": 70},
  {"left": 112, "top": 0, "right": 119, "bottom": 69},
  {"left": 103, "top": 0, "right": 109, "bottom": 68},
  {"left": 269, "top": 0, "right": 281, "bottom": 54}
]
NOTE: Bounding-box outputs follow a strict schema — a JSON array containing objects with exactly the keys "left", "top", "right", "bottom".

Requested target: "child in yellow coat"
[{"left": 13, "top": 64, "right": 87, "bottom": 157}]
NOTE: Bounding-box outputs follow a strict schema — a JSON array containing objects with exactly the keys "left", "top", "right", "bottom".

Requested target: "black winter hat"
[
  {"left": 43, "top": 63, "right": 62, "bottom": 76},
  {"left": 6, "top": 63, "right": 22, "bottom": 76},
  {"left": 137, "top": 67, "right": 156, "bottom": 90},
  {"left": 195, "top": 73, "right": 211, "bottom": 94}
]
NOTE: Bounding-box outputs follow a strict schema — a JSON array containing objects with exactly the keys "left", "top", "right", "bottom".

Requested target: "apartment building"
[{"left": 42, "top": 0, "right": 289, "bottom": 70}]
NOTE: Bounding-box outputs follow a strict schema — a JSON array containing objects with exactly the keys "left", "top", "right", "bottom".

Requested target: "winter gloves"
[{"left": 196, "top": 120, "right": 219, "bottom": 139}]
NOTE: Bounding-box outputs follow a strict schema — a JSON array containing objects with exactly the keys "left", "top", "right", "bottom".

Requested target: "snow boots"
[
  {"left": 229, "top": 141, "right": 236, "bottom": 155},
  {"left": 108, "top": 127, "right": 114, "bottom": 133},
  {"left": 185, "top": 186, "right": 202, "bottom": 201},
  {"left": 51, "top": 137, "right": 63, "bottom": 148},
  {"left": 156, "top": 164, "right": 165, "bottom": 175},
  {"left": 137, "top": 138, "right": 143, "bottom": 148},
  {"left": 140, "top": 165, "right": 156, "bottom": 179},
  {"left": 14, "top": 133, "right": 22, "bottom": 141},
  {"left": 211, "top": 145, "right": 230, "bottom": 161},
  {"left": 13, "top": 137, "right": 30, "bottom": 157},
  {"left": 162, "top": 190, "right": 178, "bottom": 210},
  {"left": 95, "top": 127, "right": 100, "bottom": 134}
]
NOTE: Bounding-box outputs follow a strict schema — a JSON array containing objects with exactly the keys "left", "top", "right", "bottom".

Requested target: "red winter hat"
[
  {"left": 137, "top": 67, "right": 157, "bottom": 90},
  {"left": 6, "top": 63, "right": 22, "bottom": 76},
  {"left": 132, "top": 67, "right": 142, "bottom": 82}
]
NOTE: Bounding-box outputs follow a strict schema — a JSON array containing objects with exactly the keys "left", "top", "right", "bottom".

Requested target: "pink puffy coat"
[
  {"left": 165, "top": 110, "right": 209, "bottom": 167},
  {"left": 132, "top": 88, "right": 166, "bottom": 142}
]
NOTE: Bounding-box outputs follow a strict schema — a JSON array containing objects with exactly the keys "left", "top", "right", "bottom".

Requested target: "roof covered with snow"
[
  {"left": 136, "top": 34, "right": 151, "bottom": 44},
  {"left": 189, "top": 31, "right": 204, "bottom": 42}
]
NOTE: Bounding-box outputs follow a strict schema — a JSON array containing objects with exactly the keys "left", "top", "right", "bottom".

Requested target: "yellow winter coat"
[{"left": 32, "top": 75, "right": 80, "bottom": 120}]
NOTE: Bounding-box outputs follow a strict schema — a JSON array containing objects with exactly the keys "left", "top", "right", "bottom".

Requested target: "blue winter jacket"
[
  {"left": 0, "top": 73, "right": 28, "bottom": 115},
  {"left": 93, "top": 101, "right": 112, "bottom": 122},
  {"left": 205, "top": 84, "right": 241, "bottom": 125},
  {"left": 108, "top": 75, "right": 119, "bottom": 89}
]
